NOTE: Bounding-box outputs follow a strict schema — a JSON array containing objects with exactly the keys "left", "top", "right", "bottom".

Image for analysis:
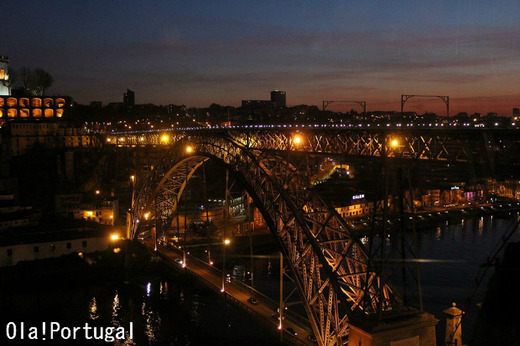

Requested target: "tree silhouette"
[{"left": 18, "top": 67, "right": 54, "bottom": 96}]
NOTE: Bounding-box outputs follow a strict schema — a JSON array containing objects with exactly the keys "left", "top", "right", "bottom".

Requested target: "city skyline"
[{"left": 3, "top": 1, "right": 520, "bottom": 115}]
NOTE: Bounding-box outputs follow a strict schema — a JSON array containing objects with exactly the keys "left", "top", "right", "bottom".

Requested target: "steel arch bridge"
[
  {"left": 129, "top": 133, "right": 401, "bottom": 346},
  {"left": 108, "top": 125, "right": 520, "bottom": 179}
]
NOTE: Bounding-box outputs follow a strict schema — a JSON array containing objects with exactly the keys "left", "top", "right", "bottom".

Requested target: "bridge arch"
[{"left": 129, "top": 135, "right": 397, "bottom": 345}]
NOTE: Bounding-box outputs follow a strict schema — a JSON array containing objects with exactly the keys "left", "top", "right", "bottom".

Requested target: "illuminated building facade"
[
  {"left": 55, "top": 194, "right": 119, "bottom": 226},
  {"left": 0, "top": 56, "right": 10, "bottom": 96},
  {"left": 7, "top": 121, "right": 92, "bottom": 156},
  {"left": 0, "top": 95, "right": 69, "bottom": 124}
]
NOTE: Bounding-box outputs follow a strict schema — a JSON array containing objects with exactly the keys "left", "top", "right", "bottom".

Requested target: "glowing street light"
[
  {"left": 391, "top": 139, "right": 399, "bottom": 148},
  {"left": 293, "top": 133, "right": 302, "bottom": 145},
  {"left": 221, "top": 238, "right": 231, "bottom": 292},
  {"left": 186, "top": 145, "right": 193, "bottom": 154},
  {"left": 160, "top": 134, "right": 169, "bottom": 143}
]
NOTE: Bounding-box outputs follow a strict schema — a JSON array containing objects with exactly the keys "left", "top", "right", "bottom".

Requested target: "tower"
[
  {"left": 270, "top": 90, "right": 286, "bottom": 108},
  {"left": 123, "top": 89, "right": 135, "bottom": 107},
  {"left": 0, "top": 56, "right": 10, "bottom": 96}
]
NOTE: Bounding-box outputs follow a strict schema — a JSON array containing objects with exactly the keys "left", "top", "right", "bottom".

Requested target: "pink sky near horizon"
[{"left": 3, "top": 1, "right": 519, "bottom": 115}]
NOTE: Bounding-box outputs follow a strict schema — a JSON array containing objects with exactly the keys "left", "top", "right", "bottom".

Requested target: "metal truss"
[
  {"left": 401, "top": 94, "right": 449, "bottom": 118},
  {"left": 130, "top": 135, "right": 400, "bottom": 346},
  {"left": 109, "top": 127, "right": 520, "bottom": 172},
  {"left": 223, "top": 129, "right": 483, "bottom": 163}
]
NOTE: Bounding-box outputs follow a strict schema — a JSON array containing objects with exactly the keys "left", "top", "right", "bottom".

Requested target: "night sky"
[{"left": 3, "top": 1, "right": 520, "bottom": 115}]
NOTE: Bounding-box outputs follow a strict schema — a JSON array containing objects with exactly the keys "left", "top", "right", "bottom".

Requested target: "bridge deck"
[{"left": 139, "top": 239, "right": 316, "bottom": 345}]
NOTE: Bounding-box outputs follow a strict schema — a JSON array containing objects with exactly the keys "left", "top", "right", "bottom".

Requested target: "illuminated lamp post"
[
  {"left": 160, "top": 134, "right": 169, "bottom": 144},
  {"left": 221, "top": 238, "right": 231, "bottom": 292},
  {"left": 292, "top": 133, "right": 303, "bottom": 149}
]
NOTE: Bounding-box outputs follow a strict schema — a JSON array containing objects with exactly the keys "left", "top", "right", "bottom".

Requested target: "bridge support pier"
[{"left": 348, "top": 312, "right": 438, "bottom": 346}]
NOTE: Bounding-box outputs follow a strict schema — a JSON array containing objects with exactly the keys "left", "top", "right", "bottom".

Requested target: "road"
[{"left": 141, "top": 239, "right": 317, "bottom": 345}]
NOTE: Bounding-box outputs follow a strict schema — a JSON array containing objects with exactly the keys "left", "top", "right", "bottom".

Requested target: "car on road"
[
  {"left": 247, "top": 297, "right": 258, "bottom": 305},
  {"left": 285, "top": 327, "right": 297, "bottom": 336}
]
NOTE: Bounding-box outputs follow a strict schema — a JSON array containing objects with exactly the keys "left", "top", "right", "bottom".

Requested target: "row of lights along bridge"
[{"left": 99, "top": 114, "right": 519, "bottom": 134}]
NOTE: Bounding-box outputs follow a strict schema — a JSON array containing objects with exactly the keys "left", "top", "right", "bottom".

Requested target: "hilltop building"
[
  {"left": 0, "top": 56, "right": 72, "bottom": 126},
  {"left": 242, "top": 90, "right": 287, "bottom": 110},
  {"left": 124, "top": 89, "right": 135, "bottom": 107},
  {"left": 270, "top": 90, "right": 286, "bottom": 108},
  {"left": 0, "top": 56, "right": 10, "bottom": 96}
]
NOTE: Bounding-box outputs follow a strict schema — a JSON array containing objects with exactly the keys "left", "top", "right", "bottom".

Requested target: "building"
[
  {"left": 0, "top": 95, "right": 70, "bottom": 126},
  {"left": 0, "top": 56, "right": 9, "bottom": 96},
  {"left": 0, "top": 194, "right": 38, "bottom": 231},
  {"left": 334, "top": 193, "right": 373, "bottom": 219},
  {"left": 124, "top": 89, "right": 135, "bottom": 107},
  {"left": 241, "top": 100, "right": 272, "bottom": 109},
  {"left": 6, "top": 120, "right": 93, "bottom": 156},
  {"left": 0, "top": 227, "right": 118, "bottom": 267},
  {"left": 241, "top": 90, "right": 287, "bottom": 110},
  {"left": 271, "top": 90, "right": 286, "bottom": 108},
  {"left": 55, "top": 194, "right": 119, "bottom": 226}
]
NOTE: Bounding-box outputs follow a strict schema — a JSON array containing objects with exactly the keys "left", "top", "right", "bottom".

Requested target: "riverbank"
[
  {"left": 349, "top": 202, "right": 520, "bottom": 235},
  {"left": 0, "top": 241, "right": 284, "bottom": 346}
]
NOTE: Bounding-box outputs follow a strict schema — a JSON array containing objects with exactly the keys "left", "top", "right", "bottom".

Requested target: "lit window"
[
  {"left": 31, "top": 98, "right": 42, "bottom": 107},
  {"left": 56, "top": 98, "right": 65, "bottom": 107},
  {"left": 7, "top": 109, "right": 17, "bottom": 118},
  {"left": 19, "top": 98, "right": 29, "bottom": 107},
  {"left": 44, "top": 98, "right": 53, "bottom": 107},
  {"left": 7, "top": 97, "right": 17, "bottom": 107},
  {"left": 20, "top": 109, "right": 29, "bottom": 117}
]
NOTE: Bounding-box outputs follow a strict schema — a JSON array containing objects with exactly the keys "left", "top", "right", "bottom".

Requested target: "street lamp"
[
  {"left": 292, "top": 133, "right": 303, "bottom": 149},
  {"left": 221, "top": 238, "right": 231, "bottom": 292},
  {"left": 186, "top": 145, "right": 193, "bottom": 154},
  {"left": 160, "top": 134, "right": 169, "bottom": 144}
]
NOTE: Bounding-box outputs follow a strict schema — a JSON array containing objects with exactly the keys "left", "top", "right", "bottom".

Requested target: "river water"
[{"left": 1, "top": 214, "right": 518, "bottom": 345}]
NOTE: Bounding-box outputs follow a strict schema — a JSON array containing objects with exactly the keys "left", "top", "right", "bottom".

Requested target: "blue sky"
[{"left": 3, "top": 1, "right": 520, "bottom": 114}]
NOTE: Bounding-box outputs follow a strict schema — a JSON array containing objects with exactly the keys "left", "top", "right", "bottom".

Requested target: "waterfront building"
[{"left": 0, "top": 226, "right": 117, "bottom": 267}]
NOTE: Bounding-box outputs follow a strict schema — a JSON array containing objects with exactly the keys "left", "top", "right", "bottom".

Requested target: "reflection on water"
[
  {"left": 1, "top": 262, "right": 282, "bottom": 346},
  {"left": 112, "top": 292, "right": 120, "bottom": 326},
  {"left": 89, "top": 297, "right": 99, "bottom": 320},
  {"left": 417, "top": 215, "right": 520, "bottom": 343}
]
